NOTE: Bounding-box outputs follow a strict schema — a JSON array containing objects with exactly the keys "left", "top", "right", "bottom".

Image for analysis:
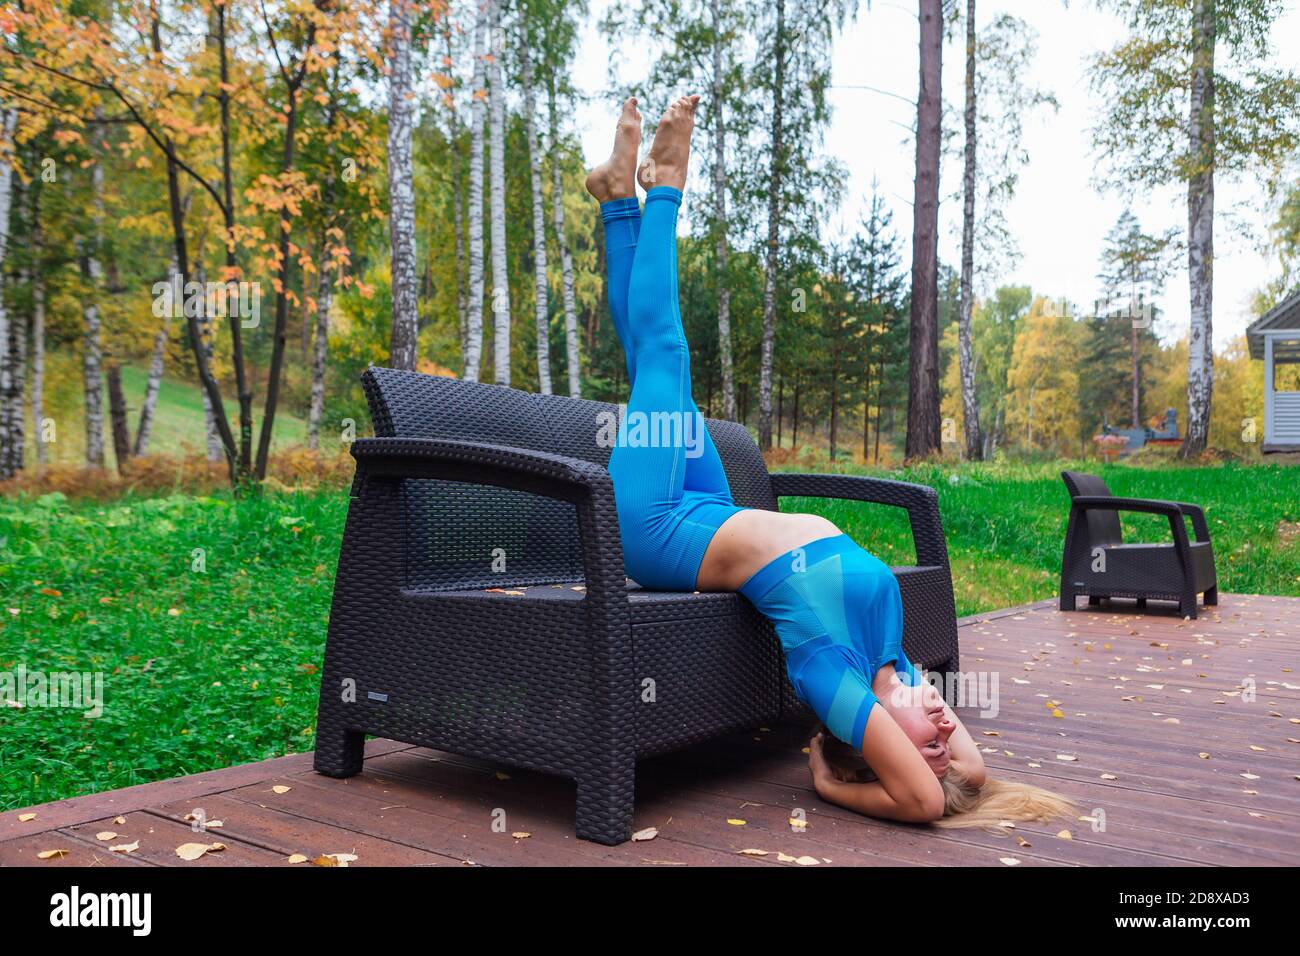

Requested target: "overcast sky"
[{"left": 566, "top": 0, "right": 1300, "bottom": 346}]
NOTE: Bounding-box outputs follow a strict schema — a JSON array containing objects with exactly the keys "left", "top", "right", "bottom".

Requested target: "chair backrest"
[
  {"left": 361, "top": 367, "right": 777, "bottom": 590},
  {"left": 1061, "top": 470, "right": 1122, "bottom": 546}
]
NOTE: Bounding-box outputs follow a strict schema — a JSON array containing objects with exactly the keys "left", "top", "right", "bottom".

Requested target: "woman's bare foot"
[
  {"left": 585, "top": 97, "right": 642, "bottom": 202},
  {"left": 637, "top": 94, "right": 700, "bottom": 192}
]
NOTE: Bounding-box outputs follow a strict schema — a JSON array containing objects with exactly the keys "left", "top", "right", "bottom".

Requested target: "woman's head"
[
  {"left": 879, "top": 673, "right": 955, "bottom": 777},
  {"left": 812, "top": 722, "right": 1077, "bottom": 829}
]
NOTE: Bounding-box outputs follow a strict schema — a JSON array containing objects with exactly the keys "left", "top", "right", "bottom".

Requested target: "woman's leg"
[{"left": 600, "top": 197, "right": 641, "bottom": 386}]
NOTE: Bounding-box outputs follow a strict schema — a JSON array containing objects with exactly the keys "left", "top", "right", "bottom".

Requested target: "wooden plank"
[
  {"left": 0, "top": 739, "right": 413, "bottom": 841},
  {"left": 145, "top": 794, "right": 451, "bottom": 867}
]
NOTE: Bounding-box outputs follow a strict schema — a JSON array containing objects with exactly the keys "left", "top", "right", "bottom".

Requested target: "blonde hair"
[
  {"left": 813, "top": 723, "right": 1076, "bottom": 829},
  {"left": 932, "top": 764, "right": 1077, "bottom": 830}
]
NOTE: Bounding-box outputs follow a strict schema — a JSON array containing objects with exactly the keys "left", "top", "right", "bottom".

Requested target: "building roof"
[{"left": 1247, "top": 287, "right": 1300, "bottom": 360}]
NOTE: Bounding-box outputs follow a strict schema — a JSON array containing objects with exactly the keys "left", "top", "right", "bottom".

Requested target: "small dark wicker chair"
[
  {"left": 313, "top": 367, "right": 960, "bottom": 845},
  {"left": 1059, "top": 470, "right": 1217, "bottom": 619}
]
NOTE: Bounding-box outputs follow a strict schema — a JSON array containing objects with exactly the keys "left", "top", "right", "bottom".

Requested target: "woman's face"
[{"left": 883, "top": 677, "right": 955, "bottom": 777}]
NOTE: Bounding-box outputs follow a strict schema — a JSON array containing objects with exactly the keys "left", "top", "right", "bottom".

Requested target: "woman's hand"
[{"left": 807, "top": 731, "right": 839, "bottom": 794}]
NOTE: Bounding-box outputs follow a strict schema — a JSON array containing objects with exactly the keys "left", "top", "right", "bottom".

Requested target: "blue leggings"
[
  {"left": 604, "top": 187, "right": 745, "bottom": 591},
  {"left": 601, "top": 188, "right": 913, "bottom": 747}
]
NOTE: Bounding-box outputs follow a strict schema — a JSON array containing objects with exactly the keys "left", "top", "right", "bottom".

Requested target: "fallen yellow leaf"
[
  {"left": 17, "top": 813, "right": 36, "bottom": 822},
  {"left": 631, "top": 827, "right": 658, "bottom": 841},
  {"left": 271, "top": 785, "right": 292, "bottom": 794},
  {"left": 738, "top": 848, "right": 769, "bottom": 856},
  {"left": 95, "top": 832, "right": 117, "bottom": 842},
  {"left": 726, "top": 818, "right": 747, "bottom": 826},
  {"left": 37, "top": 849, "right": 68, "bottom": 860},
  {"left": 287, "top": 853, "right": 309, "bottom": 864},
  {"left": 109, "top": 841, "right": 140, "bottom": 854}
]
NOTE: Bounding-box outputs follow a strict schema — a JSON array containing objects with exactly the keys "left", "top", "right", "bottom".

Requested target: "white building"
[{"left": 1246, "top": 288, "right": 1300, "bottom": 453}]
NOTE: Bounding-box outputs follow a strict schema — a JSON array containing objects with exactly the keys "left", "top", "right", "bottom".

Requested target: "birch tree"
[
  {"left": 957, "top": 0, "right": 979, "bottom": 460},
  {"left": 548, "top": 80, "right": 582, "bottom": 396},
  {"left": 388, "top": 0, "right": 420, "bottom": 371},
  {"left": 487, "top": 0, "right": 512, "bottom": 385},
  {"left": 464, "top": 1, "right": 489, "bottom": 381},
  {"left": 0, "top": 107, "right": 15, "bottom": 477},
  {"left": 81, "top": 146, "right": 106, "bottom": 468},
  {"left": 1091, "top": 0, "right": 1300, "bottom": 457},
  {"left": 519, "top": 37, "right": 552, "bottom": 393}
]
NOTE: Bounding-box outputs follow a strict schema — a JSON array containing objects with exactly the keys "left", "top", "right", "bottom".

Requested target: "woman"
[{"left": 586, "top": 94, "right": 1073, "bottom": 828}]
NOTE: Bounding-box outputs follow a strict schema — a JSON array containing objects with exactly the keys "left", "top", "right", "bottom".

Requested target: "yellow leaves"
[
  {"left": 37, "top": 849, "right": 69, "bottom": 860},
  {"left": 998, "top": 856, "right": 1021, "bottom": 866},
  {"left": 175, "top": 842, "right": 225, "bottom": 861},
  {"left": 109, "top": 841, "right": 140, "bottom": 854},
  {"left": 630, "top": 827, "right": 658, "bottom": 842},
  {"left": 726, "top": 818, "right": 747, "bottom": 827},
  {"left": 510, "top": 832, "right": 531, "bottom": 840},
  {"left": 1056, "top": 830, "right": 1073, "bottom": 841},
  {"left": 94, "top": 831, "right": 117, "bottom": 841},
  {"left": 271, "top": 785, "right": 292, "bottom": 794},
  {"left": 287, "top": 854, "right": 309, "bottom": 864},
  {"left": 738, "top": 848, "right": 769, "bottom": 857},
  {"left": 18, "top": 813, "right": 37, "bottom": 823},
  {"left": 312, "top": 853, "right": 358, "bottom": 867},
  {"left": 1056, "top": 754, "right": 1078, "bottom": 762},
  {"left": 39, "top": 587, "right": 62, "bottom": 597}
]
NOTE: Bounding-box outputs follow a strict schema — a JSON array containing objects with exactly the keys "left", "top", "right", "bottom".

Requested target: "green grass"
[
  {"left": 33, "top": 362, "right": 313, "bottom": 466},
  {"left": 1, "top": 459, "right": 1297, "bottom": 810}
]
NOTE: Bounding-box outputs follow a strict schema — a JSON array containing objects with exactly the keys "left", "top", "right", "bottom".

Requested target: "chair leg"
[
  {"left": 314, "top": 722, "right": 365, "bottom": 778},
  {"left": 575, "top": 766, "right": 635, "bottom": 846},
  {"left": 1135, "top": 598, "right": 1147, "bottom": 608},
  {"left": 1204, "top": 586, "right": 1218, "bottom": 606},
  {"left": 1179, "top": 596, "right": 1199, "bottom": 620},
  {"left": 1088, "top": 595, "right": 1102, "bottom": 607},
  {"left": 1059, "top": 590, "right": 1075, "bottom": 612}
]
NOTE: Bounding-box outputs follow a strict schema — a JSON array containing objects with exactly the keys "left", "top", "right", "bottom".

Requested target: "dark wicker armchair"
[
  {"left": 1059, "top": 470, "right": 1217, "bottom": 619},
  {"left": 313, "top": 368, "right": 961, "bottom": 845}
]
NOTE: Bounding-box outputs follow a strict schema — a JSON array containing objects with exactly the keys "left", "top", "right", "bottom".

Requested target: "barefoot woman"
[{"left": 586, "top": 95, "right": 1072, "bottom": 827}]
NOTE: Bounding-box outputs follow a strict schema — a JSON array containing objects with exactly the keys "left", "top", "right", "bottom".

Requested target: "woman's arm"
[{"left": 808, "top": 710, "right": 945, "bottom": 823}]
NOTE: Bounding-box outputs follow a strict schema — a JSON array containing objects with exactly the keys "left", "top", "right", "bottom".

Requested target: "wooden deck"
[{"left": 5, "top": 593, "right": 1298, "bottom": 867}]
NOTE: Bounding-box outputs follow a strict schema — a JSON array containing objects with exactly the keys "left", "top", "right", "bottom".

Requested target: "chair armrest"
[
  {"left": 350, "top": 437, "right": 628, "bottom": 600},
  {"left": 1174, "top": 502, "right": 1211, "bottom": 543},
  {"left": 769, "top": 472, "right": 950, "bottom": 569},
  {"left": 1069, "top": 495, "right": 1194, "bottom": 565}
]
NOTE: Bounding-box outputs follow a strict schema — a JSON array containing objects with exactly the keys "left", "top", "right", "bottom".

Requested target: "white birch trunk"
[
  {"left": 549, "top": 102, "right": 581, "bottom": 398},
  {"left": 464, "top": 3, "right": 488, "bottom": 382},
  {"left": 1182, "top": 0, "right": 1215, "bottom": 456},
  {"left": 487, "top": 0, "right": 512, "bottom": 386},
  {"left": 82, "top": 156, "right": 106, "bottom": 468},
  {"left": 0, "top": 107, "right": 16, "bottom": 476},
  {"left": 309, "top": 258, "right": 332, "bottom": 450},
  {"left": 520, "top": 44, "right": 552, "bottom": 394},
  {"left": 958, "top": 0, "right": 981, "bottom": 460},
  {"left": 134, "top": 287, "right": 172, "bottom": 456},
  {"left": 711, "top": 0, "right": 736, "bottom": 421},
  {"left": 387, "top": 0, "right": 419, "bottom": 371},
  {"left": 757, "top": 0, "right": 787, "bottom": 448}
]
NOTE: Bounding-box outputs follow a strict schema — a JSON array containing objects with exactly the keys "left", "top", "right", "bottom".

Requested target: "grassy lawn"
[{"left": 2, "top": 459, "right": 1297, "bottom": 810}]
